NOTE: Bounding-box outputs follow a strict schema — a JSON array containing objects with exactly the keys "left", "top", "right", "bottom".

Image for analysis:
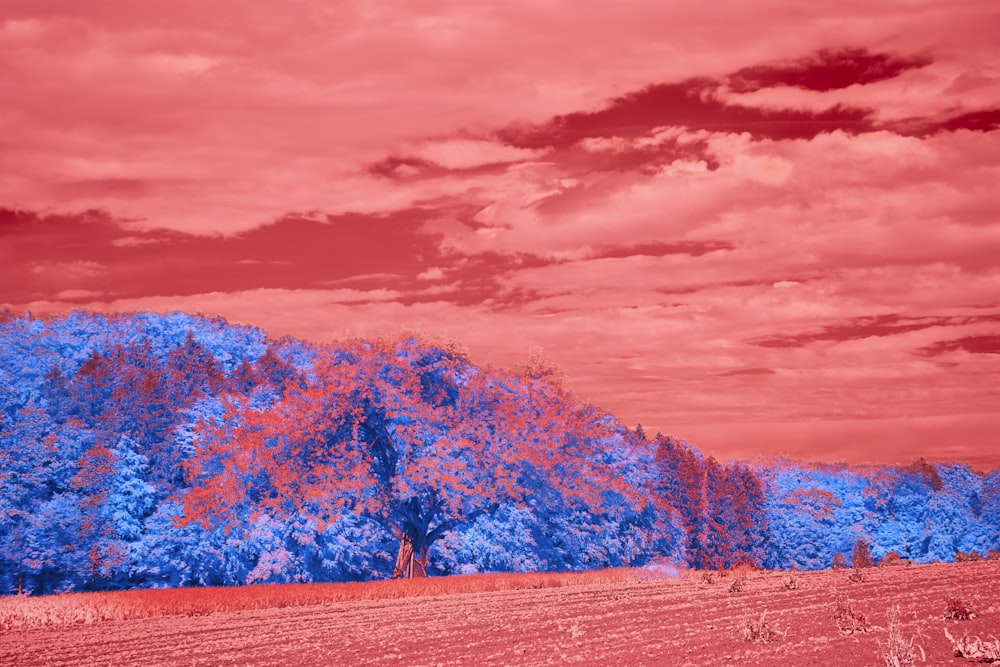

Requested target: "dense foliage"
[{"left": 0, "top": 311, "right": 997, "bottom": 595}]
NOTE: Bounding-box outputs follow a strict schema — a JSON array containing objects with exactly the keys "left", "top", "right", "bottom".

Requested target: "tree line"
[{"left": 1, "top": 311, "right": 997, "bottom": 595}]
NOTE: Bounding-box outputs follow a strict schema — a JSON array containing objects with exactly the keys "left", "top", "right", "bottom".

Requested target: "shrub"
[
  {"left": 988, "top": 550, "right": 1000, "bottom": 561},
  {"left": 830, "top": 596, "right": 870, "bottom": 635},
  {"left": 876, "top": 605, "right": 925, "bottom": 667},
  {"left": 728, "top": 574, "right": 747, "bottom": 593},
  {"left": 879, "top": 551, "right": 912, "bottom": 568},
  {"left": 848, "top": 568, "right": 868, "bottom": 583},
  {"left": 737, "top": 610, "right": 785, "bottom": 644},
  {"left": 944, "top": 628, "right": 1000, "bottom": 663},
  {"left": 944, "top": 598, "right": 978, "bottom": 621},
  {"left": 954, "top": 552, "right": 970, "bottom": 563},
  {"left": 782, "top": 571, "right": 800, "bottom": 591},
  {"left": 969, "top": 551, "right": 984, "bottom": 562},
  {"left": 832, "top": 553, "right": 847, "bottom": 570},
  {"left": 700, "top": 571, "right": 716, "bottom": 585}
]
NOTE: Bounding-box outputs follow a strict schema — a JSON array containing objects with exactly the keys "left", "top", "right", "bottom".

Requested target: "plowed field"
[{"left": 2, "top": 560, "right": 998, "bottom": 666}]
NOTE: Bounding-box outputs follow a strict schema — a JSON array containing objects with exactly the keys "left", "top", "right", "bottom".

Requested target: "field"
[{"left": 1, "top": 560, "right": 998, "bottom": 666}]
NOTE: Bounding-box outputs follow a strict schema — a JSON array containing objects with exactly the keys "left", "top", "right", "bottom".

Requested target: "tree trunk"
[{"left": 392, "top": 532, "right": 428, "bottom": 578}]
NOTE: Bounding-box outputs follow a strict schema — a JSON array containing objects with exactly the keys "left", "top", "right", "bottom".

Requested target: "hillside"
[{"left": 1, "top": 311, "right": 998, "bottom": 596}]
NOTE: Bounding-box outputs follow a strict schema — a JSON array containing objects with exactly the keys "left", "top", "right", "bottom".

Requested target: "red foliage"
[
  {"left": 181, "top": 334, "right": 638, "bottom": 575},
  {"left": 782, "top": 487, "right": 842, "bottom": 522}
]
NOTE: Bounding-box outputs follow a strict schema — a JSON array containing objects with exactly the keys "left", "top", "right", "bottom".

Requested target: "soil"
[{"left": 2, "top": 560, "right": 998, "bottom": 666}]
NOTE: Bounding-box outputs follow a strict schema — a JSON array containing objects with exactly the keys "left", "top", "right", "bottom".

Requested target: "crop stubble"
[{"left": 1, "top": 560, "right": 998, "bottom": 666}]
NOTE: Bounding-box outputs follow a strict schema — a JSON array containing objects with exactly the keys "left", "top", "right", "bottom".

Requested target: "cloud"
[
  {"left": 417, "top": 267, "right": 446, "bottom": 281},
  {"left": 3, "top": 1, "right": 999, "bottom": 467},
  {"left": 919, "top": 335, "right": 1000, "bottom": 357},
  {"left": 411, "top": 139, "right": 546, "bottom": 170},
  {"left": 30, "top": 260, "right": 106, "bottom": 280}
]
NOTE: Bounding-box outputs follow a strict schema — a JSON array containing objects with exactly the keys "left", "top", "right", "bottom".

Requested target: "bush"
[
  {"left": 830, "top": 596, "right": 870, "bottom": 635},
  {"left": 737, "top": 610, "right": 785, "bottom": 644},
  {"left": 879, "top": 551, "right": 912, "bottom": 568},
  {"left": 832, "top": 553, "right": 847, "bottom": 570},
  {"left": 944, "top": 598, "right": 978, "bottom": 621},
  {"left": 954, "top": 552, "right": 970, "bottom": 563}
]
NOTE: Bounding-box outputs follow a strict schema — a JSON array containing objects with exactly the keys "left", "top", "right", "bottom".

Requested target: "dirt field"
[{"left": 2, "top": 560, "right": 998, "bottom": 666}]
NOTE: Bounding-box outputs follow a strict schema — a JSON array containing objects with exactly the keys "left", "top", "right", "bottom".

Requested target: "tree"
[
  {"left": 701, "top": 459, "right": 768, "bottom": 569},
  {"left": 653, "top": 434, "right": 707, "bottom": 566},
  {"left": 852, "top": 538, "right": 873, "bottom": 569},
  {"left": 182, "top": 336, "right": 646, "bottom": 577}
]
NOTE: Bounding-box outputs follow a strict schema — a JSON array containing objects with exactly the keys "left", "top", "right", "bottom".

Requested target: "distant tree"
[
  {"left": 653, "top": 435, "right": 707, "bottom": 565},
  {"left": 700, "top": 459, "right": 768, "bottom": 569},
  {"left": 852, "top": 538, "right": 873, "bottom": 569}
]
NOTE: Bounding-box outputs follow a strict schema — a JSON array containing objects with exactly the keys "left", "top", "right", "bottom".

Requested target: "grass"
[{"left": 0, "top": 568, "right": 676, "bottom": 632}]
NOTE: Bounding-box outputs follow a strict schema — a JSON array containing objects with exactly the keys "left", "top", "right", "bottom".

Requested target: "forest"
[{"left": 1, "top": 310, "right": 998, "bottom": 596}]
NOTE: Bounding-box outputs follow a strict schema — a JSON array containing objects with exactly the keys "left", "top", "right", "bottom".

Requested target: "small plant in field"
[
  {"left": 700, "top": 571, "right": 716, "bottom": 585},
  {"left": 944, "top": 597, "right": 978, "bottom": 621},
  {"left": 876, "top": 605, "right": 925, "bottom": 667},
  {"left": 954, "top": 551, "right": 970, "bottom": 563},
  {"left": 944, "top": 628, "right": 1000, "bottom": 663},
  {"left": 737, "top": 610, "right": 785, "bottom": 644},
  {"left": 832, "top": 553, "right": 847, "bottom": 570},
  {"left": 830, "top": 595, "right": 870, "bottom": 635},
  {"left": 848, "top": 568, "right": 867, "bottom": 583},
  {"left": 782, "top": 571, "right": 800, "bottom": 590},
  {"left": 987, "top": 550, "right": 1000, "bottom": 561},
  {"left": 728, "top": 574, "right": 747, "bottom": 593},
  {"left": 969, "top": 551, "right": 984, "bottom": 562}
]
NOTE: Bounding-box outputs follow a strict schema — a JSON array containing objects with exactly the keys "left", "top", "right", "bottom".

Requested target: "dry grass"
[
  {"left": 0, "top": 568, "right": 656, "bottom": 631},
  {"left": 876, "top": 605, "right": 925, "bottom": 667},
  {"left": 944, "top": 627, "right": 1000, "bottom": 663}
]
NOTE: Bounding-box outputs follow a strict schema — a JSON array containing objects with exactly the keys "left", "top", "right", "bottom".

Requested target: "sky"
[{"left": 2, "top": 1, "right": 999, "bottom": 469}]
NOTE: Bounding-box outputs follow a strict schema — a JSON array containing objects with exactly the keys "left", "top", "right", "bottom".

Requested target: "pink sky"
[{"left": 2, "top": 1, "right": 999, "bottom": 468}]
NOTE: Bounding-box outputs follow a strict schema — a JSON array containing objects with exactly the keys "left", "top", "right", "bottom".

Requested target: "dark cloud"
[
  {"left": 590, "top": 241, "right": 734, "bottom": 260},
  {"left": 727, "top": 48, "right": 931, "bottom": 93},
  {"left": 1, "top": 206, "right": 582, "bottom": 310},
  {"left": 498, "top": 79, "right": 874, "bottom": 150},
  {"left": 718, "top": 367, "right": 776, "bottom": 377},
  {"left": 918, "top": 335, "right": 1000, "bottom": 356},
  {"left": 750, "top": 313, "right": 1000, "bottom": 348},
  {"left": 0, "top": 207, "right": 443, "bottom": 303},
  {"left": 892, "top": 108, "right": 1000, "bottom": 137}
]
